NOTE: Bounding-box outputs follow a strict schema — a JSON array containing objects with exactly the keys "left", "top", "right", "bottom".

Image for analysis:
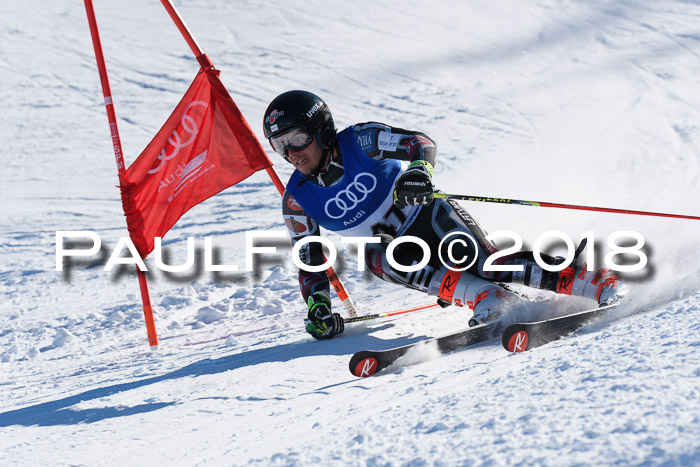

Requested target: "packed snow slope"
[{"left": 2, "top": 0, "right": 700, "bottom": 465}]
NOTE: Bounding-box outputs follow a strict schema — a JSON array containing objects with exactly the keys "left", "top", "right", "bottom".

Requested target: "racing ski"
[
  {"left": 349, "top": 322, "right": 500, "bottom": 377},
  {"left": 502, "top": 302, "right": 620, "bottom": 352}
]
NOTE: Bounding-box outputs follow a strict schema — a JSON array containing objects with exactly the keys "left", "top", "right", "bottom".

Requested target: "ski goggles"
[{"left": 269, "top": 127, "right": 314, "bottom": 158}]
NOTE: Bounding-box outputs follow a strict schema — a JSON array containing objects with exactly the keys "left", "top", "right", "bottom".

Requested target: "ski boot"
[
  {"left": 559, "top": 265, "right": 625, "bottom": 307},
  {"left": 467, "top": 284, "right": 509, "bottom": 327}
]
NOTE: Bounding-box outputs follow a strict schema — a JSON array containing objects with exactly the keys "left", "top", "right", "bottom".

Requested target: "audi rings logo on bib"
[{"left": 324, "top": 173, "right": 377, "bottom": 219}]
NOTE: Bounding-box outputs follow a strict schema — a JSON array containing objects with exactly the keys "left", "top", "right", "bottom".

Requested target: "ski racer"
[{"left": 263, "top": 90, "right": 624, "bottom": 340}]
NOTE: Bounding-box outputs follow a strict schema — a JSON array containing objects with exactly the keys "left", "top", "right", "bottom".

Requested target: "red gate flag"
[{"left": 119, "top": 68, "right": 272, "bottom": 257}]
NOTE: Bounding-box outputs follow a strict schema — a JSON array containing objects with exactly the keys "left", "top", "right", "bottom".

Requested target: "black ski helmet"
[{"left": 263, "top": 90, "right": 336, "bottom": 150}]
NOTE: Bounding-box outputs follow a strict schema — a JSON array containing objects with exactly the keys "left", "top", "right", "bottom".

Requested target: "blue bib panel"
[{"left": 287, "top": 127, "right": 402, "bottom": 233}]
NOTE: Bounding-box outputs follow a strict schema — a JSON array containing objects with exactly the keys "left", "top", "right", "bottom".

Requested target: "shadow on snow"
[{"left": 0, "top": 324, "right": 428, "bottom": 427}]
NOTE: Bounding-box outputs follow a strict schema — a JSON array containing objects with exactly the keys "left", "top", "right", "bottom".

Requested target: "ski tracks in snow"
[{"left": 2, "top": 0, "right": 700, "bottom": 465}]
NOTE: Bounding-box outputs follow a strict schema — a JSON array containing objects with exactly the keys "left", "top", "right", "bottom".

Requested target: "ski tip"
[
  {"left": 353, "top": 357, "right": 379, "bottom": 377},
  {"left": 505, "top": 330, "right": 529, "bottom": 353}
]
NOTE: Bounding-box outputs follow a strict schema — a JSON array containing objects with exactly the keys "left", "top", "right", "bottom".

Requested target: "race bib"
[{"left": 377, "top": 131, "right": 402, "bottom": 152}]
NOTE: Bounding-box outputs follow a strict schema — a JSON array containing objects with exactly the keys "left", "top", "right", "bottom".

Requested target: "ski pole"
[
  {"left": 433, "top": 193, "right": 700, "bottom": 221},
  {"left": 344, "top": 302, "right": 439, "bottom": 324}
]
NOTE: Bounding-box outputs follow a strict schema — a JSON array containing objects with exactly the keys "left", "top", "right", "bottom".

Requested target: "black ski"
[
  {"left": 349, "top": 322, "right": 500, "bottom": 377},
  {"left": 501, "top": 303, "right": 620, "bottom": 352}
]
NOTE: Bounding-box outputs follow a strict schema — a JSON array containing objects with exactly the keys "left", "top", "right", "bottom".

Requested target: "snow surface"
[{"left": 2, "top": 0, "right": 700, "bottom": 465}]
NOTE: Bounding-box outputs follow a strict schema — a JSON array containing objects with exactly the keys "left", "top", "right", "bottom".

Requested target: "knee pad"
[{"left": 364, "top": 234, "right": 394, "bottom": 281}]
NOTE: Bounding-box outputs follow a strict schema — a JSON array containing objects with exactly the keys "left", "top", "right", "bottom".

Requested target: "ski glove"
[
  {"left": 393, "top": 160, "right": 435, "bottom": 208},
  {"left": 304, "top": 291, "right": 345, "bottom": 340}
]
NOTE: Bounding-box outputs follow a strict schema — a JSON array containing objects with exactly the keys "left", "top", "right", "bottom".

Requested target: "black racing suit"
[{"left": 282, "top": 122, "right": 609, "bottom": 317}]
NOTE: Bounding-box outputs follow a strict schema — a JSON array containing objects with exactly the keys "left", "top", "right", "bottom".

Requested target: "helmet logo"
[
  {"left": 306, "top": 102, "right": 323, "bottom": 118},
  {"left": 266, "top": 109, "right": 284, "bottom": 125}
]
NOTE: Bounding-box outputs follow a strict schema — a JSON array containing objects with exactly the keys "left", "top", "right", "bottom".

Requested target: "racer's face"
[{"left": 285, "top": 136, "right": 324, "bottom": 175}]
